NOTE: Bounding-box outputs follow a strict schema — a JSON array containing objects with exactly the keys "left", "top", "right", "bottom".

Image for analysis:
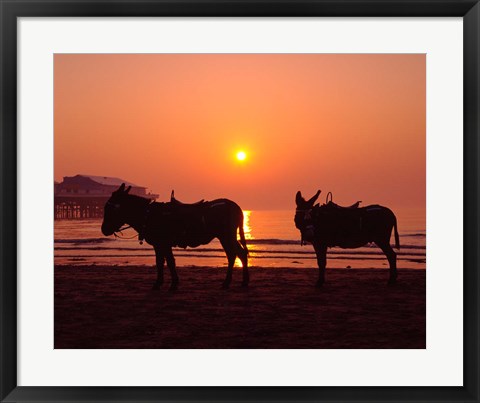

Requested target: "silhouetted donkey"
[
  {"left": 101, "top": 184, "right": 248, "bottom": 290},
  {"left": 294, "top": 190, "right": 400, "bottom": 287}
]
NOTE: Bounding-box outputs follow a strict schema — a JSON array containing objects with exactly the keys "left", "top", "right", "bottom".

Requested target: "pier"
[{"left": 54, "top": 174, "right": 158, "bottom": 219}]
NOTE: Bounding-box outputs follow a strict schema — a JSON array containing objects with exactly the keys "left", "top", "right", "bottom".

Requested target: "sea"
[{"left": 54, "top": 208, "right": 426, "bottom": 270}]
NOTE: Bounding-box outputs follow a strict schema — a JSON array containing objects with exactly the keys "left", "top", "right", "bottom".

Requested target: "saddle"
[
  {"left": 324, "top": 201, "right": 361, "bottom": 210},
  {"left": 316, "top": 200, "right": 364, "bottom": 241},
  {"left": 321, "top": 192, "right": 361, "bottom": 210},
  {"left": 170, "top": 190, "right": 205, "bottom": 207}
]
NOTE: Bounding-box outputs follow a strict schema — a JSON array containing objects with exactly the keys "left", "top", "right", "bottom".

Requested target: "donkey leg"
[
  {"left": 164, "top": 248, "right": 179, "bottom": 291},
  {"left": 153, "top": 246, "right": 165, "bottom": 290},
  {"left": 220, "top": 239, "right": 236, "bottom": 289},
  {"left": 313, "top": 242, "right": 327, "bottom": 287},
  {"left": 236, "top": 241, "right": 249, "bottom": 287},
  {"left": 377, "top": 241, "right": 397, "bottom": 285}
]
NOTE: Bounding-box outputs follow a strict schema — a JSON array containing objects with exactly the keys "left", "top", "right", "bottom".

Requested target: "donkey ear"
[
  {"left": 307, "top": 190, "right": 321, "bottom": 205},
  {"left": 171, "top": 190, "right": 175, "bottom": 201},
  {"left": 295, "top": 191, "right": 304, "bottom": 205},
  {"left": 125, "top": 186, "right": 131, "bottom": 193},
  {"left": 118, "top": 183, "right": 126, "bottom": 192}
]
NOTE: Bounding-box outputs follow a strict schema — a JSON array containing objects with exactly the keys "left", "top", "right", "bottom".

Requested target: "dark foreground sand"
[{"left": 55, "top": 266, "right": 425, "bottom": 349}]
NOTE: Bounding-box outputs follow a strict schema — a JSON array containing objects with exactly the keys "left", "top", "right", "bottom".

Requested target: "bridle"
[
  {"left": 113, "top": 229, "right": 137, "bottom": 239},
  {"left": 296, "top": 208, "right": 312, "bottom": 219},
  {"left": 295, "top": 208, "right": 315, "bottom": 246},
  {"left": 105, "top": 200, "right": 132, "bottom": 233},
  {"left": 105, "top": 199, "right": 150, "bottom": 243}
]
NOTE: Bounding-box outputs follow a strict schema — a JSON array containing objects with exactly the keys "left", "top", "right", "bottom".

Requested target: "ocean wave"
[
  {"left": 55, "top": 237, "right": 425, "bottom": 249},
  {"left": 56, "top": 252, "right": 425, "bottom": 262},
  {"left": 55, "top": 244, "right": 425, "bottom": 253},
  {"left": 247, "top": 238, "right": 300, "bottom": 245},
  {"left": 55, "top": 238, "right": 113, "bottom": 245},
  {"left": 55, "top": 246, "right": 425, "bottom": 257}
]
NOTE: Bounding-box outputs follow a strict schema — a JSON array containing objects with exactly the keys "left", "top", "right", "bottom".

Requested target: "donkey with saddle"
[
  {"left": 294, "top": 190, "right": 400, "bottom": 287},
  {"left": 101, "top": 184, "right": 249, "bottom": 290}
]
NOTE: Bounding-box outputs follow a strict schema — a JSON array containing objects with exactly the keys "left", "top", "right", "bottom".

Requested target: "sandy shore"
[{"left": 54, "top": 265, "right": 425, "bottom": 349}]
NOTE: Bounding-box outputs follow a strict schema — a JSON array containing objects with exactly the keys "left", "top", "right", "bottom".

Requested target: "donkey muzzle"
[{"left": 101, "top": 223, "right": 115, "bottom": 236}]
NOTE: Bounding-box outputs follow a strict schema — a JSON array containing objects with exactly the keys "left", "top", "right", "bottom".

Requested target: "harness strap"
[
  {"left": 114, "top": 231, "right": 139, "bottom": 240},
  {"left": 113, "top": 202, "right": 152, "bottom": 245},
  {"left": 138, "top": 202, "right": 153, "bottom": 245},
  {"left": 296, "top": 208, "right": 315, "bottom": 246},
  {"left": 113, "top": 225, "right": 134, "bottom": 239}
]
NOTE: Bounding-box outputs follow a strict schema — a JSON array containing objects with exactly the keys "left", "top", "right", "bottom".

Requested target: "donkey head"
[
  {"left": 294, "top": 190, "right": 321, "bottom": 243},
  {"left": 101, "top": 183, "right": 131, "bottom": 236}
]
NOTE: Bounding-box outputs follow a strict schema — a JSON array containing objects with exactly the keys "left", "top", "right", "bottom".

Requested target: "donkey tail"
[
  {"left": 393, "top": 215, "right": 400, "bottom": 250},
  {"left": 238, "top": 212, "right": 249, "bottom": 255}
]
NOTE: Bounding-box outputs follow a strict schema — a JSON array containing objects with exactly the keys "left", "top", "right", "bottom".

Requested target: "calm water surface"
[{"left": 54, "top": 209, "right": 426, "bottom": 269}]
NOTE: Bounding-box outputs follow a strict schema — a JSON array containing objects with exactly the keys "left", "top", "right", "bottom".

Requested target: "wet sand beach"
[{"left": 54, "top": 265, "right": 425, "bottom": 349}]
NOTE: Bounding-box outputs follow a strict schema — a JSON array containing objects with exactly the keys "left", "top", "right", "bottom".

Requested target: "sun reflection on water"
[
  {"left": 234, "top": 210, "right": 254, "bottom": 268},
  {"left": 243, "top": 210, "right": 253, "bottom": 240}
]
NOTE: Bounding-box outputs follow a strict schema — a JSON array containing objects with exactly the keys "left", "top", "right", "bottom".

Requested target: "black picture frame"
[{"left": 1, "top": 1, "right": 478, "bottom": 402}]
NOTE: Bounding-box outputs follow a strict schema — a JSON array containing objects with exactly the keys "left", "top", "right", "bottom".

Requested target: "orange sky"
[{"left": 54, "top": 54, "right": 425, "bottom": 210}]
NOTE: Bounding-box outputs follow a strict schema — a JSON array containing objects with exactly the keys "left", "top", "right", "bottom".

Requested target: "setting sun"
[{"left": 236, "top": 151, "right": 247, "bottom": 161}]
